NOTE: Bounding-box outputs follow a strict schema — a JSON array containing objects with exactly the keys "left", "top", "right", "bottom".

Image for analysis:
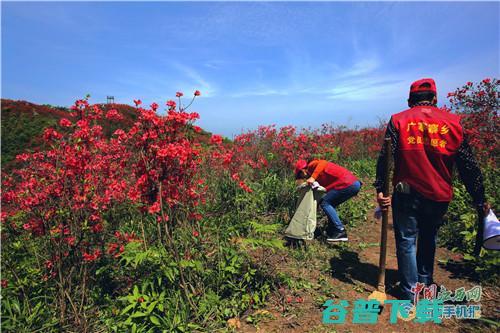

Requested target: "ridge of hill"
[{"left": 0, "top": 99, "right": 212, "bottom": 167}]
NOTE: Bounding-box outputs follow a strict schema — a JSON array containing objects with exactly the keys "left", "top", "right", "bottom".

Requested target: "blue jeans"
[
  {"left": 320, "top": 180, "right": 361, "bottom": 234},
  {"left": 392, "top": 191, "right": 448, "bottom": 301}
]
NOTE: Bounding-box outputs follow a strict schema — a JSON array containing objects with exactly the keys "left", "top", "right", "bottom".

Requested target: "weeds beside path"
[{"left": 237, "top": 187, "right": 499, "bottom": 333}]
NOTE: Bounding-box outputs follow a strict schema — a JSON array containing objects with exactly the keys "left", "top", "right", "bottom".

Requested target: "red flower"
[
  {"left": 106, "top": 109, "right": 123, "bottom": 121},
  {"left": 91, "top": 223, "right": 103, "bottom": 233},
  {"left": 194, "top": 90, "right": 201, "bottom": 96},
  {"left": 15, "top": 153, "right": 30, "bottom": 162},
  {"left": 176, "top": 92, "right": 184, "bottom": 97},
  {"left": 238, "top": 181, "right": 253, "bottom": 193},
  {"left": 82, "top": 249, "right": 102, "bottom": 262},
  {"left": 166, "top": 100, "right": 176, "bottom": 109},
  {"left": 43, "top": 128, "right": 62, "bottom": 141},
  {"left": 148, "top": 202, "right": 161, "bottom": 214},
  {"left": 65, "top": 237, "right": 76, "bottom": 246},
  {"left": 1, "top": 279, "right": 8, "bottom": 289},
  {"left": 193, "top": 230, "right": 199, "bottom": 237},
  {"left": 133, "top": 99, "right": 142, "bottom": 106},
  {"left": 107, "top": 243, "right": 118, "bottom": 254},
  {"left": 210, "top": 134, "right": 223, "bottom": 145},
  {"left": 59, "top": 118, "right": 73, "bottom": 127},
  {"left": 45, "top": 260, "right": 53, "bottom": 270}
]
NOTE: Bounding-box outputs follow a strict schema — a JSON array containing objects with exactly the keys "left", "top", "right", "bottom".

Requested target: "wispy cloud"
[
  {"left": 342, "top": 57, "right": 380, "bottom": 77},
  {"left": 171, "top": 63, "right": 217, "bottom": 98},
  {"left": 325, "top": 78, "right": 405, "bottom": 100},
  {"left": 230, "top": 88, "right": 290, "bottom": 98},
  {"left": 230, "top": 53, "right": 388, "bottom": 101}
]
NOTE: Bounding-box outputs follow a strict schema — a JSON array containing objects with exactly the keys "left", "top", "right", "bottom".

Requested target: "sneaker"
[{"left": 326, "top": 230, "right": 348, "bottom": 242}]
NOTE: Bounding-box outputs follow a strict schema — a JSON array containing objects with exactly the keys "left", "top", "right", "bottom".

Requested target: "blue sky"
[{"left": 2, "top": 1, "right": 499, "bottom": 137}]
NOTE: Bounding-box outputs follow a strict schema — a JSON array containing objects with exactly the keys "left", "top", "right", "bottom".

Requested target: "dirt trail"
[{"left": 237, "top": 192, "right": 499, "bottom": 333}]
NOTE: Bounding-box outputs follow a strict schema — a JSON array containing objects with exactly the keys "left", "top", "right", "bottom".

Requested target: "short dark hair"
[
  {"left": 408, "top": 91, "right": 436, "bottom": 106},
  {"left": 295, "top": 169, "right": 309, "bottom": 180}
]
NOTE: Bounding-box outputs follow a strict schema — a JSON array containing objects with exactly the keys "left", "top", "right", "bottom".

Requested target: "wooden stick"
[{"left": 377, "top": 138, "right": 392, "bottom": 292}]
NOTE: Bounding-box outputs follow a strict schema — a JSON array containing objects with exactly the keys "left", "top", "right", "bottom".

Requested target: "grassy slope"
[{"left": 1, "top": 99, "right": 212, "bottom": 167}]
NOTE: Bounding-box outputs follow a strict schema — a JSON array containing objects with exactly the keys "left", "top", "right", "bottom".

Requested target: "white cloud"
[
  {"left": 171, "top": 63, "right": 217, "bottom": 98},
  {"left": 325, "top": 78, "right": 405, "bottom": 101},
  {"left": 342, "top": 57, "right": 380, "bottom": 77},
  {"left": 230, "top": 88, "right": 290, "bottom": 98}
]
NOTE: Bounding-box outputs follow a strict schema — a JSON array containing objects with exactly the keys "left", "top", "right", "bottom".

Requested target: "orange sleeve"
[{"left": 309, "top": 160, "right": 328, "bottom": 179}]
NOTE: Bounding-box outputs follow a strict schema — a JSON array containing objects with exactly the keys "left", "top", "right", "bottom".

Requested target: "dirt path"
[{"left": 236, "top": 193, "right": 499, "bottom": 333}]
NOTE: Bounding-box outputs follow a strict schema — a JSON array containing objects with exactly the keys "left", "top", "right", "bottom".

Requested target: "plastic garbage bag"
[
  {"left": 483, "top": 209, "right": 500, "bottom": 250},
  {"left": 284, "top": 182, "right": 326, "bottom": 240}
]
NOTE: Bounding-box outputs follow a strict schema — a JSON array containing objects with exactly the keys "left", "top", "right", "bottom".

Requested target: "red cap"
[
  {"left": 295, "top": 159, "right": 307, "bottom": 175},
  {"left": 410, "top": 78, "right": 437, "bottom": 94}
]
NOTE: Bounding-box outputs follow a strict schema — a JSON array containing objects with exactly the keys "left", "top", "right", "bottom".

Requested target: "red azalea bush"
[
  {"left": 2, "top": 98, "right": 135, "bottom": 323},
  {"left": 196, "top": 123, "right": 384, "bottom": 215},
  {"left": 447, "top": 78, "right": 499, "bottom": 165},
  {"left": 122, "top": 98, "right": 205, "bottom": 229},
  {"left": 1, "top": 92, "right": 207, "bottom": 325},
  {"left": 227, "top": 124, "right": 383, "bottom": 178}
]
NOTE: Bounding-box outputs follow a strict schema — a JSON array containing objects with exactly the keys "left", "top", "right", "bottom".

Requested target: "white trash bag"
[
  {"left": 483, "top": 209, "right": 500, "bottom": 250},
  {"left": 284, "top": 182, "right": 325, "bottom": 241}
]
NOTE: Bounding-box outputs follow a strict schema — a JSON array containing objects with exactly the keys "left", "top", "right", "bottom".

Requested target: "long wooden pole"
[{"left": 377, "top": 138, "right": 392, "bottom": 292}]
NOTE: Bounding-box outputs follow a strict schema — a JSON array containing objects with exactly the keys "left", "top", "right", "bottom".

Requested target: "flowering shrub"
[
  {"left": 440, "top": 78, "right": 499, "bottom": 280},
  {"left": 123, "top": 96, "right": 205, "bottom": 227},
  {"left": 447, "top": 78, "right": 499, "bottom": 165},
  {"left": 1, "top": 91, "right": 207, "bottom": 327},
  {"left": 2, "top": 97, "right": 135, "bottom": 324},
  {"left": 226, "top": 124, "right": 383, "bottom": 179}
]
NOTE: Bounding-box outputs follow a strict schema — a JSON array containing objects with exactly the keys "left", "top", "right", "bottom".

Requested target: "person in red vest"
[
  {"left": 295, "top": 159, "right": 361, "bottom": 242},
  {"left": 374, "top": 78, "right": 490, "bottom": 302}
]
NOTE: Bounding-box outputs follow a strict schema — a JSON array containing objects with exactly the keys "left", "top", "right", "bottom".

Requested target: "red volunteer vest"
[
  {"left": 391, "top": 105, "right": 463, "bottom": 202},
  {"left": 307, "top": 161, "right": 358, "bottom": 191}
]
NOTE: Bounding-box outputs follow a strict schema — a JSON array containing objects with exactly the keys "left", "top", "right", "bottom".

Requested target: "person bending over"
[{"left": 295, "top": 159, "right": 361, "bottom": 242}]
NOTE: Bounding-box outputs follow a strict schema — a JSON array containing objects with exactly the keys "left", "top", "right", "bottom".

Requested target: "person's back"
[
  {"left": 307, "top": 159, "right": 358, "bottom": 192},
  {"left": 295, "top": 159, "right": 361, "bottom": 242},
  {"left": 391, "top": 104, "right": 463, "bottom": 201},
  {"left": 374, "top": 78, "right": 488, "bottom": 303}
]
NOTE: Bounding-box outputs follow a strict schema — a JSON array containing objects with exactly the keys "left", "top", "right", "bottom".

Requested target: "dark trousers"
[
  {"left": 392, "top": 191, "right": 449, "bottom": 301},
  {"left": 320, "top": 180, "right": 361, "bottom": 234}
]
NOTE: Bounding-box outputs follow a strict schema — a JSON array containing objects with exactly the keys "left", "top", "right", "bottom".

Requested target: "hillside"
[{"left": 0, "top": 99, "right": 211, "bottom": 167}]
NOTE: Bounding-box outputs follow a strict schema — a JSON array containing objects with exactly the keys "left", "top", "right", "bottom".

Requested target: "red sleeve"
[{"left": 309, "top": 160, "right": 328, "bottom": 179}]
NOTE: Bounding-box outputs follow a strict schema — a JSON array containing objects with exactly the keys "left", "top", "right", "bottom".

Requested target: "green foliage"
[
  {"left": 240, "top": 220, "right": 286, "bottom": 251},
  {"left": 344, "top": 158, "right": 377, "bottom": 180},
  {"left": 1, "top": 239, "right": 60, "bottom": 332},
  {"left": 1, "top": 108, "right": 55, "bottom": 165},
  {"left": 1, "top": 296, "right": 59, "bottom": 333},
  {"left": 337, "top": 183, "right": 375, "bottom": 228},
  {"left": 439, "top": 166, "right": 499, "bottom": 281},
  {"left": 107, "top": 281, "right": 196, "bottom": 333}
]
